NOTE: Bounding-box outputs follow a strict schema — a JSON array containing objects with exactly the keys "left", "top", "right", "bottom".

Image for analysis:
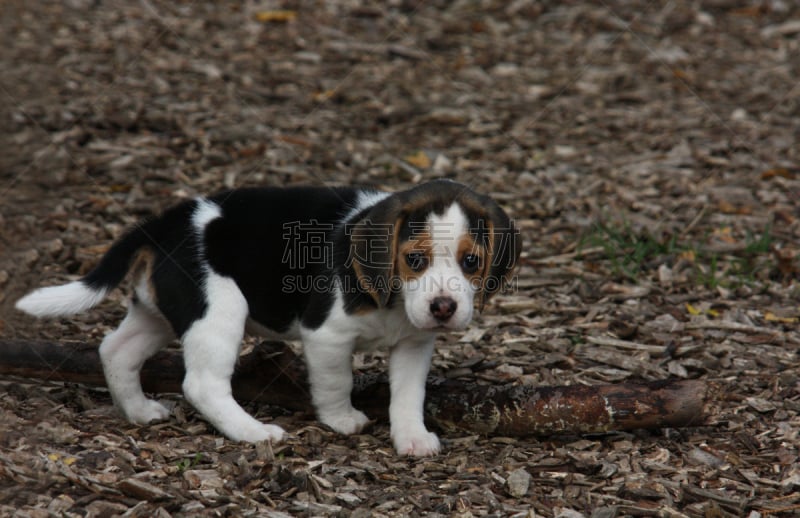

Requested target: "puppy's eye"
[
  {"left": 405, "top": 251, "right": 429, "bottom": 272},
  {"left": 461, "top": 254, "right": 480, "bottom": 274}
]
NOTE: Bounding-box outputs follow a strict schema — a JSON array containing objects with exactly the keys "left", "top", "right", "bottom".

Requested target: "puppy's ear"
[
  {"left": 348, "top": 198, "right": 404, "bottom": 308},
  {"left": 478, "top": 202, "right": 521, "bottom": 311}
]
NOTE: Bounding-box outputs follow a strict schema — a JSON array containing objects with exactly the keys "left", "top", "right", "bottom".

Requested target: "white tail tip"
[{"left": 15, "top": 282, "right": 108, "bottom": 318}]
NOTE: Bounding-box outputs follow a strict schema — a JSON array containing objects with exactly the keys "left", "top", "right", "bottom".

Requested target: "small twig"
[
  {"left": 585, "top": 336, "right": 667, "bottom": 355},
  {"left": 686, "top": 320, "right": 779, "bottom": 335},
  {"left": 525, "top": 245, "right": 606, "bottom": 264},
  {"left": 679, "top": 204, "right": 708, "bottom": 238}
]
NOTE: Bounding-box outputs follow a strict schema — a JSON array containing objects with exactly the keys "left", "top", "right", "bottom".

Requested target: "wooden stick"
[{"left": 0, "top": 340, "right": 720, "bottom": 436}]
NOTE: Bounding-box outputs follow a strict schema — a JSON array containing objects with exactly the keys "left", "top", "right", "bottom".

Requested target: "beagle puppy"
[{"left": 16, "top": 180, "right": 520, "bottom": 456}]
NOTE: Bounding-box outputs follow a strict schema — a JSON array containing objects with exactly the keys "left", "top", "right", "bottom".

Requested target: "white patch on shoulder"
[
  {"left": 344, "top": 189, "right": 391, "bottom": 222},
  {"left": 192, "top": 198, "right": 222, "bottom": 231},
  {"left": 191, "top": 197, "right": 221, "bottom": 276}
]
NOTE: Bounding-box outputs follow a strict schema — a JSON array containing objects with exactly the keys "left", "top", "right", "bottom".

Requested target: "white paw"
[
  {"left": 126, "top": 399, "right": 170, "bottom": 424},
  {"left": 229, "top": 423, "right": 286, "bottom": 443},
  {"left": 393, "top": 430, "right": 441, "bottom": 457},
  {"left": 320, "top": 409, "right": 370, "bottom": 435}
]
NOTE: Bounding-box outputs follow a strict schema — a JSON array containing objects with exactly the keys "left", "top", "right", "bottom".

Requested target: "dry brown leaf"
[
  {"left": 712, "top": 226, "right": 737, "bottom": 244},
  {"left": 760, "top": 168, "right": 795, "bottom": 180},
  {"left": 404, "top": 150, "right": 431, "bottom": 169},
  {"left": 717, "top": 201, "right": 753, "bottom": 215},
  {"left": 254, "top": 10, "right": 297, "bottom": 23},
  {"left": 772, "top": 246, "right": 799, "bottom": 279},
  {"left": 763, "top": 311, "right": 798, "bottom": 324}
]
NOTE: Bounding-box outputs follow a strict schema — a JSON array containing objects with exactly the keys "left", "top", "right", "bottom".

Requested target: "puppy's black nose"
[{"left": 430, "top": 297, "right": 457, "bottom": 321}]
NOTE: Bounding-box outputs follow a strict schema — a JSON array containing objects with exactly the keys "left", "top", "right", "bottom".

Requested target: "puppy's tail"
[{"left": 16, "top": 224, "right": 151, "bottom": 318}]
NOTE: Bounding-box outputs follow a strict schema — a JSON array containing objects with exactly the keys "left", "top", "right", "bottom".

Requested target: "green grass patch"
[
  {"left": 579, "top": 220, "right": 775, "bottom": 289},
  {"left": 176, "top": 452, "right": 204, "bottom": 473}
]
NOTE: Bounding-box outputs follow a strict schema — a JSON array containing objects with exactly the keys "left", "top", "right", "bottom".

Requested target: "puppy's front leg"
[
  {"left": 302, "top": 330, "right": 369, "bottom": 435},
  {"left": 389, "top": 335, "right": 440, "bottom": 456}
]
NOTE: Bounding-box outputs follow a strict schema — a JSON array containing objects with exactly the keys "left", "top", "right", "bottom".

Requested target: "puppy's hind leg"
[
  {"left": 181, "top": 272, "right": 285, "bottom": 443},
  {"left": 99, "top": 299, "right": 174, "bottom": 424}
]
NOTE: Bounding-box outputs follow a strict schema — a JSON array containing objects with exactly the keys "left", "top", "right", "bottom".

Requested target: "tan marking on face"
[
  {"left": 351, "top": 259, "right": 371, "bottom": 300},
  {"left": 478, "top": 219, "right": 495, "bottom": 310},
  {"left": 352, "top": 215, "right": 403, "bottom": 308},
  {"left": 396, "top": 230, "right": 433, "bottom": 282},
  {"left": 456, "top": 233, "right": 487, "bottom": 288}
]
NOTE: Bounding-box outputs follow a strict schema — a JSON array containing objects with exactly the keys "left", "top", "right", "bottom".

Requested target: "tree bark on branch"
[{"left": 0, "top": 340, "right": 720, "bottom": 436}]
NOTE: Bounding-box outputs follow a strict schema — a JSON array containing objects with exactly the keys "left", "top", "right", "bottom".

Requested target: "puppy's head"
[{"left": 350, "top": 180, "right": 521, "bottom": 330}]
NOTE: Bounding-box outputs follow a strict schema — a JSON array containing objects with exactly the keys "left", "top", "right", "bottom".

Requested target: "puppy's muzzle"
[{"left": 429, "top": 296, "right": 457, "bottom": 322}]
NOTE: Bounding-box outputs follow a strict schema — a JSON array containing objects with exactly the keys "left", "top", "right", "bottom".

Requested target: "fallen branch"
[{"left": 0, "top": 340, "right": 720, "bottom": 436}]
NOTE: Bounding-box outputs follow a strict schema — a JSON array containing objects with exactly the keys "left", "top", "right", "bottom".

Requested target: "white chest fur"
[{"left": 351, "top": 305, "right": 434, "bottom": 351}]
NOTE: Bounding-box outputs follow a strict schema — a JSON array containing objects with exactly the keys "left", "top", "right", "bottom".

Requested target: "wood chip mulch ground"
[{"left": 1, "top": 1, "right": 798, "bottom": 516}]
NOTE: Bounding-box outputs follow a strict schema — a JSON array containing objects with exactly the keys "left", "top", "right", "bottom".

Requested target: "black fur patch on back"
[{"left": 204, "top": 187, "right": 361, "bottom": 332}]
